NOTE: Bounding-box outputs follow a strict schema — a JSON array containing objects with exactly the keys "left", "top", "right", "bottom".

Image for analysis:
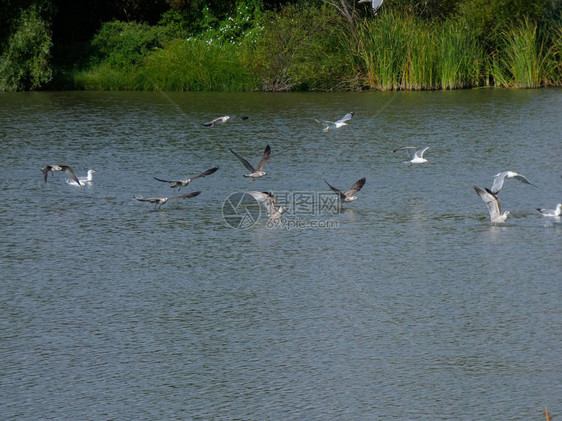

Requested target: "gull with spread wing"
[
  {"left": 42, "top": 165, "right": 80, "bottom": 186},
  {"left": 490, "top": 171, "right": 536, "bottom": 194},
  {"left": 473, "top": 186, "right": 510, "bottom": 223},
  {"left": 392, "top": 146, "right": 429, "bottom": 167},
  {"left": 134, "top": 191, "right": 201, "bottom": 208},
  {"left": 324, "top": 177, "right": 366, "bottom": 203},
  {"left": 247, "top": 191, "right": 287, "bottom": 221},
  {"left": 203, "top": 116, "right": 229, "bottom": 127},
  {"left": 154, "top": 167, "right": 218, "bottom": 190},
  {"left": 315, "top": 112, "right": 354, "bottom": 133},
  {"left": 230, "top": 145, "right": 271, "bottom": 182}
]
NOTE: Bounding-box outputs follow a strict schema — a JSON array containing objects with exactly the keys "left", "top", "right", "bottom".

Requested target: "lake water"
[{"left": 1, "top": 89, "right": 561, "bottom": 420}]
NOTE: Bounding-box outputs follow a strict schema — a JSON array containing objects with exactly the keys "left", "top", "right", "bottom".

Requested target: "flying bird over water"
[
  {"left": 134, "top": 191, "right": 201, "bottom": 208},
  {"left": 42, "top": 165, "right": 80, "bottom": 185},
  {"left": 66, "top": 169, "right": 96, "bottom": 186},
  {"left": 247, "top": 191, "right": 287, "bottom": 221},
  {"left": 490, "top": 171, "right": 536, "bottom": 194},
  {"left": 473, "top": 186, "right": 510, "bottom": 223},
  {"left": 392, "top": 146, "right": 429, "bottom": 167},
  {"left": 315, "top": 112, "right": 354, "bottom": 133},
  {"left": 230, "top": 145, "right": 271, "bottom": 182},
  {"left": 154, "top": 167, "right": 218, "bottom": 190},
  {"left": 324, "top": 177, "right": 366, "bottom": 203},
  {"left": 358, "top": 0, "right": 384, "bottom": 15},
  {"left": 536, "top": 203, "right": 562, "bottom": 217},
  {"left": 203, "top": 116, "right": 229, "bottom": 127}
]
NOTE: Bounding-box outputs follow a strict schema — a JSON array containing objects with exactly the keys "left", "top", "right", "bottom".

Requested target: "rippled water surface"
[{"left": 1, "top": 90, "right": 561, "bottom": 420}]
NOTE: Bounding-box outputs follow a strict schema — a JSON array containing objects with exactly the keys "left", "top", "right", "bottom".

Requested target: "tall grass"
[
  {"left": 438, "top": 20, "right": 485, "bottom": 89},
  {"left": 140, "top": 39, "right": 258, "bottom": 91},
  {"left": 491, "top": 18, "right": 556, "bottom": 88},
  {"left": 351, "top": 12, "right": 487, "bottom": 90}
]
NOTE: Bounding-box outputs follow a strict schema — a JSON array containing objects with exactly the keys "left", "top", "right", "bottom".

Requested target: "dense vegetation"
[{"left": 1, "top": 0, "right": 561, "bottom": 91}]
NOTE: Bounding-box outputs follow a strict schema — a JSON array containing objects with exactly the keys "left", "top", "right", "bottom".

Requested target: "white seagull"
[
  {"left": 474, "top": 186, "right": 510, "bottom": 223},
  {"left": 324, "top": 177, "right": 366, "bottom": 203},
  {"left": 42, "top": 165, "right": 80, "bottom": 185},
  {"left": 315, "top": 112, "right": 354, "bottom": 133},
  {"left": 392, "top": 147, "right": 429, "bottom": 167},
  {"left": 134, "top": 191, "right": 201, "bottom": 208},
  {"left": 154, "top": 167, "right": 218, "bottom": 190},
  {"left": 66, "top": 169, "right": 96, "bottom": 186},
  {"left": 248, "top": 191, "right": 287, "bottom": 221},
  {"left": 490, "top": 171, "right": 536, "bottom": 194},
  {"left": 536, "top": 203, "right": 562, "bottom": 217},
  {"left": 203, "top": 116, "right": 230, "bottom": 127},
  {"left": 358, "top": 0, "right": 384, "bottom": 15},
  {"left": 230, "top": 145, "right": 271, "bottom": 182}
]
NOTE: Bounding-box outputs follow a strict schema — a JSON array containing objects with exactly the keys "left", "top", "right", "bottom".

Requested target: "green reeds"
[
  {"left": 491, "top": 18, "right": 556, "bottom": 88},
  {"left": 351, "top": 12, "right": 486, "bottom": 90},
  {"left": 438, "top": 20, "right": 485, "bottom": 89}
]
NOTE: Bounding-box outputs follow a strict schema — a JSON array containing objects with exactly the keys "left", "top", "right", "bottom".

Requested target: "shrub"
[
  {"left": 90, "top": 20, "right": 165, "bottom": 68},
  {"left": 0, "top": 6, "right": 53, "bottom": 91},
  {"left": 249, "top": 4, "right": 349, "bottom": 91}
]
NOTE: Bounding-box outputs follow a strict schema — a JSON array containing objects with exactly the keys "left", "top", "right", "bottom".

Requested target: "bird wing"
[
  {"left": 324, "top": 180, "right": 346, "bottom": 200},
  {"left": 42, "top": 166, "right": 51, "bottom": 183},
  {"left": 248, "top": 191, "right": 277, "bottom": 216},
  {"left": 344, "top": 177, "right": 366, "bottom": 198},
  {"left": 372, "top": 0, "right": 384, "bottom": 14},
  {"left": 255, "top": 145, "right": 271, "bottom": 171},
  {"left": 169, "top": 191, "right": 202, "bottom": 200},
  {"left": 192, "top": 167, "right": 219, "bottom": 180},
  {"left": 392, "top": 147, "right": 416, "bottom": 160},
  {"left": 134, "top": 196, "right": 160, "bottom": 203},
  {"left": 474, "top": 186, "right": 502, "bottom": 220},
  {"left": 490, "top": 172, "right": 508, "bottom": 194},
  {"left": 153, "top": 177, "right": 180, "bottom": 184},
  {"left": 416, "top": 147, "right": 429, "bottom": 159},
  {"left": 230, "top": 148, "right": 256, "bottom": 173},
  {"left": 61, "top": 165, "right": 80, "bottom": 185},
  {"left": 336, "top": 112, "right": 354, "bottom": 124},
  {"left": 513, "top": 174, "right": 536, "bottom": 188},
  {"left": 203, "top": 117, "right": 221, "bottom": 127}
]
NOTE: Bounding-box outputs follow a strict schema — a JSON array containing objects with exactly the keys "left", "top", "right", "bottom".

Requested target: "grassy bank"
[{"left": 4, "top": 2, "right": 562, "bottom": 92}]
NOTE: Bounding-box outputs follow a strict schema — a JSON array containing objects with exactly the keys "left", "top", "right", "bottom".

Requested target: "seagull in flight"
[
  {"left": 358, "top": 0, "right": 384, "bottom": 15},
  {"left": 42, "top": 165, "right": 80, "bottom": 185},
  {"left": 134, "top": 191, "right": 201, "bottom": 208},
  {"left": 315, "top": 112, "right": 354, "bottom": 133},
  {"left": 203, "top": 116, "right": 229, "bottom": 127},
  {"left": 473, "top": 186, "right": 510, "bottom": 223},
  {"left": 230, "top": 145, "right": 271, "bottom": 182},
  {"left": 536, "top": 203, "right": 562, "bottom": 217},
  {"left": 154, "top": 167, "right": 218, "bottom": 190},
  {"left": 392, "top": 147, "right": 429, "bottom": 167},
  {"left": 247, "top": 191, "right": 287, "bottom": 221},
  {"left": 324, "top": 177, "right": 366, "bottom": 203},
  {"left": 490, "top": 171, "right": 536, "bottom": 194},
  {"left": 66, "top": 169, "right": 96, "bottom": 186}
]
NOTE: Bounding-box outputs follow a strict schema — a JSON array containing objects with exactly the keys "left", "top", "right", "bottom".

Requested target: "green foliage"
[
  {"left": 140, "top": 38, "right": 258, "bottom": 91},
  {"left": 249, "top": 4, "right": 350, "bottom": 91},
  {"left": 90, "top": 20, "right": 166, "bottom": 68},
  {"left": 491, "top": 18, "right": 557, "bottom": 88},
  {"left": 350, "top": 11, "right": 486, "bottom": 90},
  {"left": 0, "top": 6, "right": 53, "bottom": 91}
]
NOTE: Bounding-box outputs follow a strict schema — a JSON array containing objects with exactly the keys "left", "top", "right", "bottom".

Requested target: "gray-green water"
[{"left": 1, "top": 89, "right": 561, "bottom": 420}]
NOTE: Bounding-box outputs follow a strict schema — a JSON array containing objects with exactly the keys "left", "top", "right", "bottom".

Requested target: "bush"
[
  {"left": 0, "top": 6, "right": 53, "bottom": 91},
  {"left": 249, "top": 4, "right": 350, "bottom": 91},
  {"left": 90, "top": 20, "right": 165, "bottom": 68}
]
